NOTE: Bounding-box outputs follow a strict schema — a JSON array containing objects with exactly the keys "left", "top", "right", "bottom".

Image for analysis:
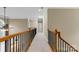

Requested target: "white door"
[{"left": 38, "top": 18, "right": 43, "bottom": 32}]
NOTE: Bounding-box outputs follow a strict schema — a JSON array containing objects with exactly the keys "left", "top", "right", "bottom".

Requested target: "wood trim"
[
  {"left": 0, "top": 30, "right": 29, "bottom": 42},
  {"left": 0, "top": 28, "right": 36, "bottom": 42}
]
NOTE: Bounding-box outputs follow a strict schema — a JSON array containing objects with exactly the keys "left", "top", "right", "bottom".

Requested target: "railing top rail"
[
  {"left": 0, "top": 28, "right": 36, "bottom": 42},
  {"left": 0, "top": 30, "right": 29, "bottom": 42}
]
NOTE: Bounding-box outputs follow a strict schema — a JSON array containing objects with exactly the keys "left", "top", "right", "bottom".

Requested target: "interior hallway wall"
[
  {"left": 48, "top": 8, "right": 79, "bottom": 50},
  {"left": 9, "top": 19, "right": 37, "bottom": 34},
  {"left": 43, "top": 8, "right": 48, "bottom": 41},
  {"left": 9, "top": 19, "right": 28, "bottom": 34},
  {"left": 30, "top": 19, "right": 37, "bottom": 29}
]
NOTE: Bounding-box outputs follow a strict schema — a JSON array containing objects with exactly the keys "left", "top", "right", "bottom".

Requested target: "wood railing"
[
  {"left": 48, "top": 29, "right": 78, "bottom": 52},
  {"left": 0, "top": 28, "right": 36, "bottom": 52}
]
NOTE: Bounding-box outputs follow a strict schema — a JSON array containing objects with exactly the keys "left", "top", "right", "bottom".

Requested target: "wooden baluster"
[
  {"left": 71, "top": 48, "right": 73, "bottom": 52},
  {"left": 22, "top": 34, "right": 24, "bottom": 52},
  {"left": 71, "top": 47, "right": 73, "bottom": 52},
  {"left": 10, "top": 38, "right": 12, "bottom": 52},
  {"left": 73, "top": 49, "right": 75, "bottom": 52},
  {"left": 20, "top": 34, "right": 21, "bottom": 52},
  {"left": 67, "top": 45, "right": 69, "bottom": 52},
  {"left": 19, "top": 35, "right": 21, "bottom": 52},
  {"left": 64, "top": 42, "right": 66, "bottom": 52},
  {"left": 61, "top": 40, "right": 63, "bottom": 52},
  {"left": 55, "top": 32, "right": 57, "bottom": 52},
  {"left": 17, "top": 35, "right": 19, "bottom": 52},
  {"left": 69, "top": 46, "right": 71, "bottom": 52},
  {"left": 56, "top": 33, "right": 58, "bottom": 52},
  {"left": 21, "top": 34, "right": 23, "bottom": 52},
  {"left": 13, "top": 37, "right": 15, "bottom": 52},
  {"left": 60, "top": 39, "right": 61, "bottom": 52},
  {"left": 72, "top": 48, "right": 74, "bottom": 52},
  {"left": 58, "top": 37, "right": 59, "bottom": 52},
  {"left": 18, "top": 35, "right": 20, "bottom": 52},
  {"left": 5, "top": 41, "right": 7, "bottom": 52},
  {"left": 62, "top": 40, "right": 64, "bottom": 52},
  {"left": 58, "top": 32, "right": 61, "bottom": 52},
  {"left": 20, "top": 34, "right": 22, "bottom": 52},
  {"left": 16, "top": 35, "right": 19, "bottom": 52},
  {"left": 22, "top": 33, "right": 25, "bottom": 51},
  {"left": 65, "top": 43, "right": 66, "bottom": 52},
  {"left": 66, "top": 45, "right": 68, "bottom": 52},
  {"left": 72, "top": 47, "right": 74, "bottom": 52},
  {"left": 10, "top": 39, "right": 11, "bottom": 52},
  {"left": 14, "top": 37, "right": 16, "bottom": 52},
  {"left": 16, "top": 36, "right": 17, "bottom": 52},
  {"left": 73, "top": 48, "right": 76, "bottom": 52}
]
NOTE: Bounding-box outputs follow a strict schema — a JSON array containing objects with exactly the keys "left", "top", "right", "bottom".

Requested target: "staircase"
[{"left": 48, "top": 29, "right": 78, "bottom": 52}]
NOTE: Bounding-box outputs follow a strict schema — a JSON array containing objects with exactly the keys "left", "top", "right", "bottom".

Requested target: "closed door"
[{"left": 38, "top": 18, "right": 43, "bottom": 32}]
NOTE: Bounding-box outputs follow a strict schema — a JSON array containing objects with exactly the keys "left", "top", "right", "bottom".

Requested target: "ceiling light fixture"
[{"left": 0, "top": 7, "right": 9, "bottom": 32}]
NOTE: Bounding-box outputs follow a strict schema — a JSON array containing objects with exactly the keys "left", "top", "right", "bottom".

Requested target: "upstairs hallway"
[{"left": 27, "top": 32, "right": 52, "bottom": 52}]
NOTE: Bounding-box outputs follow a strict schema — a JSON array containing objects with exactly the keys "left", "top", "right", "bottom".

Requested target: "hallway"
[
  {"left": 0, "top": 7, "right": 78, "bottom": 52},
  {"left": 27, "top": 32, "right": 52, "bottom": 52}
]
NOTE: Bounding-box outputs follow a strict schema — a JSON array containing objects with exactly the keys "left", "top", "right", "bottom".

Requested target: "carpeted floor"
[{"left": 27, "top": 32, "right": 52, "bottom": 52}]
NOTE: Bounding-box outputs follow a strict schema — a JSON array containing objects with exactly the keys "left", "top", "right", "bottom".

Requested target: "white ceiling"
[{"left": 0, "top": 7, "right": 40, "bottom": 20}]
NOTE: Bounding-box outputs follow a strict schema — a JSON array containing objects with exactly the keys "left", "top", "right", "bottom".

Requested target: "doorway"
[{"left": 38, "top": 18, "right": 43, "bottom": 32}]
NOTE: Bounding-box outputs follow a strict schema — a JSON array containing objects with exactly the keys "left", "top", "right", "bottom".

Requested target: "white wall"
[
  {"left": 9, "top": 19, "right": 28, "bottom": 34},
  {"left": 30, "top": 19, "right": 37, "bottom": 29},
  {"left": 43, "top": 8, "right": 48, "bottom": 41},
  {"left": 9, "top": 19, "right": 37, "bottom": 34},
  {"left": 48, "top": 9, "right": 79, "bottom": 50}
]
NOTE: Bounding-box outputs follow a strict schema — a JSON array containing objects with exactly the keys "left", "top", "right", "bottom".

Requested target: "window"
[{"left": 0, "top": 19, "right": 5, "bottom": 52}]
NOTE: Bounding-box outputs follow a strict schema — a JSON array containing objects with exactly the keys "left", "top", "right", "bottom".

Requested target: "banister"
[
  {"left": 55, "top": 29, "right": 78, "bottom": 52},
  {"left": 0, "top": 30, "right": 29, "bottom": 42},
  {"left": 48, "top": 29, "right": 78, "bottom": 52},
  {"left": 0, "top": 28, "right": 36, "bottom": 42},
  {"left": 0, "top": 28, "right": 37, "bottom": 52}
]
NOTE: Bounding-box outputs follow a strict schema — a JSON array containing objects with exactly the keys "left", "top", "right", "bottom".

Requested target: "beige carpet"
[{"left": 27, "top": 32, "right": 51, "bottom": 52}]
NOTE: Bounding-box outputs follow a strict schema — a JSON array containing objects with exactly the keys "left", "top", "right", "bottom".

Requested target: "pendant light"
[
  {"left": 3, "top": 7, "right": 8, "bottom": 31},
  {"left": 0, "top": 7, "right": 8, "bottom": 32}
]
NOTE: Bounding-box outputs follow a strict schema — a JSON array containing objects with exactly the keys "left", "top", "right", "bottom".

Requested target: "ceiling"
[{"left": 0, "top": 7, "right": 41, "bottom": 20}]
